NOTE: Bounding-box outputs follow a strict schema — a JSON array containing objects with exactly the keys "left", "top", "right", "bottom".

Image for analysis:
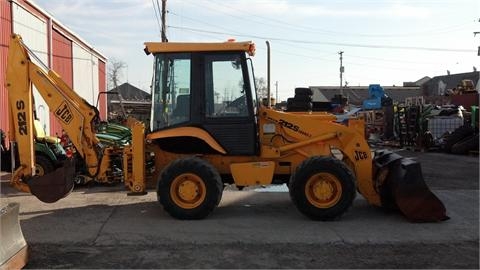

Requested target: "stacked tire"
[{"left": 286, "top": 88, "right": 313, "bottom": 112}]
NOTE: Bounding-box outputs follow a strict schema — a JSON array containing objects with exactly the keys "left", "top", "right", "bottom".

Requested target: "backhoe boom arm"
[{"left": 6, "top": 34, "right": 102, "bottom": 193}]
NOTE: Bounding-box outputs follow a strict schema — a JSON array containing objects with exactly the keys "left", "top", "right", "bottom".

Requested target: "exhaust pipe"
[
  {"left": 266, "top": 41, "right": 271, "bottom": 108},
  {"left": 0, "top": 203, "right": 28, "bottom": 269},
  {"left": 374, "top": 150, "right": 449, "bottom": 222}
]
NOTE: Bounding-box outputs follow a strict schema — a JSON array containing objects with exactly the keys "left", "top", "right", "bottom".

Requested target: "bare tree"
[
  {"left": 255, "top": 77, "right": 268, "bottom": 99},
  {"left": 239, "top": 76, "right": 269, "bottom": 99},
  {"left": 108, "top": 58, "right": 126, "bottom": 90}
]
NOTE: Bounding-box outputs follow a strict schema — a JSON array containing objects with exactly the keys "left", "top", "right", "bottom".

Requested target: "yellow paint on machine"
[
  {"left": 144, "top": 41, "right": 255, "bottom": 56},
  {"left": 230, "top": 161, "right": 275, "bottom": 186}
]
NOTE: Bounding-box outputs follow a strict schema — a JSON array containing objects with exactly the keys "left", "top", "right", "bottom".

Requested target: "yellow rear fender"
[{"left": 147, "top": 127, "right": 227, "bottom": 155}]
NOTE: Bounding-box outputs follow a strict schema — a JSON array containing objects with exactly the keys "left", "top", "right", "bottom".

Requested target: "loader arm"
[
  {"left": 6, "top": 34, "right": 102, "bottom": 198},
  {"left": 258, "top": 107, "right": 448, "bottom": 222}
]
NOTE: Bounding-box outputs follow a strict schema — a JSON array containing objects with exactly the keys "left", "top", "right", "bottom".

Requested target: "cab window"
[
  {"left": 204, "top": 53, "right": 249, "bottom": 118},
  {"left": 151, "top": 53, "right": 191, "bottom": 130}
]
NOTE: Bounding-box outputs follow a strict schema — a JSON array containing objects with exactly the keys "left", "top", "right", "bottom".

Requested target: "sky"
[{"left": 33, "top": 0, "right": 479, "bottom": 101}]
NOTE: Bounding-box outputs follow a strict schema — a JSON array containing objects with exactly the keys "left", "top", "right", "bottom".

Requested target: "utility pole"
[
  {"left": 275, "top": 81, "right": 278, "bottom": 104},
  {"left": 339, "top": 51, "right": 344, "bottom": 95},
  {"left": 161, "top": 0, "right": 167, "bottom": 42},
  {"left": 475, "top": 18, "right": 480, "bottom": 56}
]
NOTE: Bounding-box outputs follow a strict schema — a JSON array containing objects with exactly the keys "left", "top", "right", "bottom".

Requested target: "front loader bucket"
[
  {"left": 26, "top": 159, "right": 75, "bottom": 203},
  {"left": 373, "top": 150, "right": 448, "bottom": 222},
  {"left": 0, "top": 203, "right": 28, "bottom": 269}
]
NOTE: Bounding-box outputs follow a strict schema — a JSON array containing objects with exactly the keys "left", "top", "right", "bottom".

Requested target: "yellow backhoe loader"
[{"left": 5, "top": 34, "right": 447, "bottom": 224}]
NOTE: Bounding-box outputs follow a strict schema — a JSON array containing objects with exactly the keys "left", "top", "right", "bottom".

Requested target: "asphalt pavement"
[{"left": 0, "top": 150, "right": 478, "bottom": 268}]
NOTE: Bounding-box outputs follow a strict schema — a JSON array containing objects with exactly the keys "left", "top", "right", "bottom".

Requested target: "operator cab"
[{"left": 145, "top": 41, "right": 258, "bottom": 155}]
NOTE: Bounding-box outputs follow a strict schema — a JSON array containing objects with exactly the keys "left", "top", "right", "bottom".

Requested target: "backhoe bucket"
[
  {"left": 0, "top": 203, "right": 28, "bottom": 269},
  {"left": 373, "top": 150, "right": 448, "bottom": 222},
  {"left": 26, "top": 159, "right": 75, "bottom": 203}
]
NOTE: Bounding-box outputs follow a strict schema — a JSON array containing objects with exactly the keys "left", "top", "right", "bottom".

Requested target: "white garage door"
[
  {"left": 12, "top": 3, "right": 50, "bottom": 134},
  {"left": 73, "top": 42, "right": 99, "bottom": 106}
]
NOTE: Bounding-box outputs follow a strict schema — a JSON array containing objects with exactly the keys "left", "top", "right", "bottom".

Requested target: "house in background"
[
  {"left": 422, "top": 71, "right": 479, "bottom": 96},
  {"left": 420, "top": 71, "right": 479, "bottom": 109},
  {"left": 310, "top": 72, "right": 479, "bottom": 109},
  {"left": 310, "top": 85, "right": 422, "bottom": 106},
  {"left": 107, "top": 83, "right": 151, "bottom": 124}
]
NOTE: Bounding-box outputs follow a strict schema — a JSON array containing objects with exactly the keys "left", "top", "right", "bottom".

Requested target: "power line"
[
  {"left": 204, "top": 0, "right": 473, "bottom": 38},
  {"left": 167, "top": 25, "right": 452, "bottom": 72},
  {"left": 168, "top": 25, "right": 476, "bottom": 53},
  {"left": 347, "top": 54, "right": 440, "bottom": 65},
  {"left": 168, "top": 24, "right": 466, "bottom": 73},
  {"left": 151, "top": 0, "right": 162, "bottom": 38},
  {"left": 167, "top": 2, "right": 476, "bottom": 65},
  {"left": 169, "top": 10, "right": 344, "bottom": 58},
  {"left": 168, "top": 11, "right": 243, "bottom": 36}
]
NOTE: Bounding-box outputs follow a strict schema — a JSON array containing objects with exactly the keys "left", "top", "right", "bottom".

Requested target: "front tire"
[
  {"left": 289, "top": 156, "right": 356, "bottom": 221},
  {"left": 157, "top": 157, "right": 223, "bottom": 219}
]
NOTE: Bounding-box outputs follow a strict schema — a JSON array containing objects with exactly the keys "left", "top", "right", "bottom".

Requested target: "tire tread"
[
  {"left": 289, "top": 156, "right": 356, "bottom": 221},
  {"left": 157, "top": 157, "right": 222, "bottom": 220}
]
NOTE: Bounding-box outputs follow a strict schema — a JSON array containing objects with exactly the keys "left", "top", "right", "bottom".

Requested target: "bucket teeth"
[
  {"left": 373, "top": 150, "right": 449, "bottom": 222},
  {"left": 26, "top": 158, "right": 75, "bottom": 203}
]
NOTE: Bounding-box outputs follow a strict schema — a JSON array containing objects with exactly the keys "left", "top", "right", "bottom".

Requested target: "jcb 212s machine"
[{"left": 6, "top": 34, "right": 447, "bottom": 222}]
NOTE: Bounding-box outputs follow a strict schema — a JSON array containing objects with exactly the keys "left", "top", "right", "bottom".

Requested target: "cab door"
[{"left": 201, "top": 52, "right": 257, "bottom": 156}]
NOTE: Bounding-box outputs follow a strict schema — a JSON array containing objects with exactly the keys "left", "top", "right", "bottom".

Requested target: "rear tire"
[
  {"left": 157, "top": 157, "right": 223, "bottom": 220},
  {"left": 289, "top": 156, "right": 356, "bottom": 221},
  {"left": 35, "top": 155, "right": 54, "bottom": 176}
]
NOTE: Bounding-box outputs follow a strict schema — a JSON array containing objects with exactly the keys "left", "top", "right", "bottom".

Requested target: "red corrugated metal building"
[
  {"left": 50, "top": 26, "right": 73, "bottom": 136},
  {"left": 98, "top": 61, "right": 107, "bottom": 118},
  {"left": 0, "top": 0, "right": 12, "bottom": 139},
  {"left": 0, "top": 0, "right": 107, "bottom": 141}
]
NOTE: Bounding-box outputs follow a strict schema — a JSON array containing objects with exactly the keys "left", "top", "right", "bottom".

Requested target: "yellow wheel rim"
[
  {"left": 170, "top": 173, "right": 206, "bottom": 209},
  {"left": 35, "top": 165, "right": 45, "bottom": 176},
  {"left": 305, "top": 172, "right": 342, "bottom": 208}
]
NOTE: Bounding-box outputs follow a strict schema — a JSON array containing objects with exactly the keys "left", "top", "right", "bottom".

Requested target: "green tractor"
[{"left": 1, "top": 120, "right": 67, "bottom": 176}]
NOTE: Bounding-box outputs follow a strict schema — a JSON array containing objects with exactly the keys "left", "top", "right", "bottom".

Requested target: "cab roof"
[{"left": 144, "top": 41, "right": 255, "bottom": 56}]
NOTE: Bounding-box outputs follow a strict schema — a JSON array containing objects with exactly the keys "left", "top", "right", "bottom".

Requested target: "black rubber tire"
[
  {"left": 157, "top": 157, "right": 223, "bottom": 220},
  {"left": 286, "top": 100, "right": 313, "bottom": 112},
  {"left": 289, "top": 156, "right": 356, "bottom": 221},
  {"left": 292, "top": 94, "right": 313, "bottom": 102},
  {"left": 451, "top": 134, "right": 479, "bottom": 155},
  {"left": 35, "top": 155, "right": 55, "bottom": 176},
  {"left": 295, "top": 87, "right": 313, "bottom": 96},
  {"left": 444, "top": 125, "right": 474, "bottom": 153}
]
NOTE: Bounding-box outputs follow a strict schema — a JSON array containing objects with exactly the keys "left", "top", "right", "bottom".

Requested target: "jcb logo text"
[
  {"left": 354, "top": 150, "right": 368, "bottom": 161},
  {"left": 56, "top": 102, "right": 73, "bottom": 124}
]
